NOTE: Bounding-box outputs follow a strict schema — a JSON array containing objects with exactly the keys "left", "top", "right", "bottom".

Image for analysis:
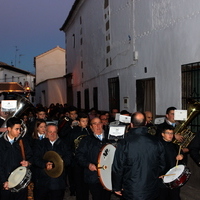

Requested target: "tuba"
[
  {"left": 173, "top": 99, "right": 200, "bottom": 148},
  {"left": 0, "top": 95, "right": 33, "bottom": 137}
]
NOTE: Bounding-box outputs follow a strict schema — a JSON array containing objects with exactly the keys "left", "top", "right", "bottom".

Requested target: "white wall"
[
  {"left": 63, "top": 0, "right": 200, "bottom": 115},
  {"left": 35, "top": 47, "right": 66, "bottom": 85},
  {"left": 36, "top": 77, "right": 66, "bottom": 107}
]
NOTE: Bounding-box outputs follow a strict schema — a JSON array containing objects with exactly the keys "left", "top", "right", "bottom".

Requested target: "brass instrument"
[
  {"left": 74, "top": 135, "right": 87, "bottom": 150},
  {"left": 0, "top": 95, "right": 32, "bottom": 138},
  {"left": 173, "top": 99, "right": 200, "bottom": 148}
]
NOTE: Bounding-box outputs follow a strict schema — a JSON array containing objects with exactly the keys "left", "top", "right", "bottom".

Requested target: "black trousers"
[
  {"left": 33, "top": 187, "right": 65, "bottom": 200},
  {"left": 89, "top": 183, "right": 111, "bottom": 200},
  {"left": 1, "top": 187, "right": 28, "bottom": 200},
  {"left": 75, "top": 164, "right": 89, "bottom": 200},
  {"left": 158, "top": 187, "right": 181, "bottom": 200}
]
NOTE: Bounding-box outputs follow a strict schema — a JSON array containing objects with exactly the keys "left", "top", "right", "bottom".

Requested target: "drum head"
[
  {"left": 8, "top": 166, "right": 27, "bottom": 188},
  {"left": 97, "top": 144, "right": 116, "bottom": 191},
  {"left": 163, "top": 165, "right": 185, "bottom": 183}
]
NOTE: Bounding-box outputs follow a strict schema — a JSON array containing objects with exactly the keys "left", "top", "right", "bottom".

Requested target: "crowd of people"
[{"left": 0, "top": 102, "right": 199, "bottom": 200}]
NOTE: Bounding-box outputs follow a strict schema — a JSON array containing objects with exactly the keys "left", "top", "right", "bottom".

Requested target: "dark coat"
[
  {"left": 112, "top": 127, "right": 166, "bottom": 200},
  {"left": 189, "top": 131, "right": 200, "bottom": 166},
  {"left": 58, "top": 117, "right": 73, "bottom": 139},
  {"left": 33, "top": 138, "right": 71, "bottom": 190},
  {"left": 75, "top": 132, "right": 110, "bottom": 184},
  {"left": 0, "top": 134, "right": 32, "bottom": 184},
  {"left": 160, "top": 139, "right": 183, "bottom": 173},
  {"left": 67, "top": 126, "right": 92, "bottom": 155}
]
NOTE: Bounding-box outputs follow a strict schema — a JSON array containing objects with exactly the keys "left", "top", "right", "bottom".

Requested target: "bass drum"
[
  {"left": 8, "top": 166, "right": 32, "bottom": 192},
  {"left": 163, "top": 164, "right": 191, "bottom": 189},
  {"left": 97, "top": 144, "right": 116, "bottom": 191}
]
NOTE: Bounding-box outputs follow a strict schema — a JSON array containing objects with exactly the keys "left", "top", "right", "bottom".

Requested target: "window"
[
  {"left": 108, "top": 77, "right": 120, "bottom": 111},
  {"left": 84, "top": 89, "right": 90, "bottom": 112},
  {"left": 182, "top": 62, "right": 200, "bottom": 132},
  {"left": 77, "top": 91, "right": 81, "bottom": 110},
  {"left": 136, "top": 78, "right": 155, "bottom": 118}
]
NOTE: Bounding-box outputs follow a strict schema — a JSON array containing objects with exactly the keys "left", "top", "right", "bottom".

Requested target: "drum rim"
[
  {"left": 163, "top": 164, "right": 185, "bottom": 183},
  {"left": 97, "top": 144, "right": 116, "bottom": 191},
  {"left": 8, "top": 166, "right": 28, "bottom": 188}
]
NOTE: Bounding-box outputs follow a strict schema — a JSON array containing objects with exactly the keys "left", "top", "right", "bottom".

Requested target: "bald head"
[
  {"left": 131, "top": 112, "right": 145, "bottom": 127},
  {"left": 144, "top": 111, "right": 153, "bottom": 124}
]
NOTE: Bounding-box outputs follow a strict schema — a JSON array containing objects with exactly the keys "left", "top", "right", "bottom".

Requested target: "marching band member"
[
  {"left": 33, "top": 123, "right": 71, "bottom": 200},
  {"left": 156, "top": 107, "right": 183, "bottom": 142},
  {"left": 0, "top": 117, "right": 32, "bottom": 200},
  {"left": 112, "top": 112, "right": 166, "bottom": 200},
  {"left": 158, "top": 127, "right": 184, "bottom": 200},
  {"left": 76, "top": 117, "right": 112, "bottom": 200},
  {"left": 67, "top": 113, "right": 91, "bottom": 199}
]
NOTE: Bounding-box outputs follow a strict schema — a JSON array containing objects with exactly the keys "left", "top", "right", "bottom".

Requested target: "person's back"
[
  {"left": 114, "top": 127, "right": 165, "bottom": 199},
  {"left": 112, "top": 112, "right": 166, "bottom": 200}
]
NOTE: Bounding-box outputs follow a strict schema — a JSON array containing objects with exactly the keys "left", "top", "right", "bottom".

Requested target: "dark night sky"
[{"left": 0, "top": 0, "right": 75, "bottom": 73}]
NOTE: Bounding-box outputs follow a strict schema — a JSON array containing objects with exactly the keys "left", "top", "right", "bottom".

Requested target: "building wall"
[
  {"left": 36, "top": 77, "right": 66, "bottom": 107},
  {"left": 35, "top": 46, "right": 66, "bottom": 85},
  {"left": 63, "top": 0, "right": 200, "bottom": 115},
  {"left": 0, "top": 68, "right": 35, "bottom": 90}
]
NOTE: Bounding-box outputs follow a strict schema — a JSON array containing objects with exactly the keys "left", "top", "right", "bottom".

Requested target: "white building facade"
[
  {"left": 35, "top": 46, "right": 67, "bottom": 107},
  {"left": 0, "top": 61, "right": 35, "bottom": 102},
  {"left": 60, "top": 0, "right": 200, "bottom": 190},
  {"left": 61, "top": 0, "right": 200, "bottom": 117}
]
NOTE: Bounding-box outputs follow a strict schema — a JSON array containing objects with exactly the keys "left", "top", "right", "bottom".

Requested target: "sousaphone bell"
[{"left": 43, "top": 151, "right": 64, "bottom": 178}]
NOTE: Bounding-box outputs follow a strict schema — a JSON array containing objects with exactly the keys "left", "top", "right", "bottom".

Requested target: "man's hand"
[
  {"left": 3, "top": 181, "right": 9, "bottom": 190},
  {"left": 46, "top": 162, "right": 53, "bottom": 170},
  {"left": 20, "top": 160, "right": 29, "bottom": 167},
  {"left": 175, "top": 134, "right": 184, "bottom": 142},
  {"left": 115, "top": 191, "right": 122, "bottom": 196},
  {"left": 89, "top": 163, "right": 97, "bottom": 171},
  {"left": 176, "top": 154, "right": 183, "bottom": 161}
]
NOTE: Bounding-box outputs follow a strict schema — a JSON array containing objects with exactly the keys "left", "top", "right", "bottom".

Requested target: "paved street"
[{"left": 63, "top": 182, "right": 200, "bottom": 200}]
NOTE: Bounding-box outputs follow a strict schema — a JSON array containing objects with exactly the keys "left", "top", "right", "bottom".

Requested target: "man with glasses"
[{"left": 158, "top": 127, "right": 184, "bottom": 200}]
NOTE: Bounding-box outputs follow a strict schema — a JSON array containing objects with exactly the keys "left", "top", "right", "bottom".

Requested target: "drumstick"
[
  {"left": 19, "top": 139, "right": 26, "bottom": 160},
  {"left": 176, "top": 145, "right": 182, "bottom": 167},
  {"left": 162, "top": 174, "right": 175, "bottom": 177}
]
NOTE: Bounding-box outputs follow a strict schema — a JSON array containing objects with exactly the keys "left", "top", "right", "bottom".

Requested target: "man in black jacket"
[
  {"left": 112, "top": 112, "right": 166, "bottom": 200},
  {"left": 0, "top": 117, "right": 32, "bottom": 200},
  {"left": 33, "top": 123, "right": 71, "bottom": 200},
  {"left": 76, "top": 117, "right": 111, "bottom": 200},
  {"left": 156, "top": 107, "right": 183, "bottom": 142}
]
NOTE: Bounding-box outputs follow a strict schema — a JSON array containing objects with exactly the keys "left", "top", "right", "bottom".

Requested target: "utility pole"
[
  {"left": 14, "top": 46, "right": 19, "bottom": 67},
  {"left": 19, "top": 54, "right": 24, "bottom": 68}
]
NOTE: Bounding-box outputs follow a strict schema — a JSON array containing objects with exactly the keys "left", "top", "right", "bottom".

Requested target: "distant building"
[
  {"left": 34, "top": 46, "right": 66, "bottom": 107},
  {"left": 0, "top": 61, "right": 35, "bottom": 102}
]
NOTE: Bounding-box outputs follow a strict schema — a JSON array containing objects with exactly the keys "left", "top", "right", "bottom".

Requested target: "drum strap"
[{"left": 19, "top": 139, "right": 26, "bottom": 160}]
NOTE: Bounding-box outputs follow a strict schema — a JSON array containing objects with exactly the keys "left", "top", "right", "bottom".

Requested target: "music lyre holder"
[{"left": 108, "top": 124, "right": 126, "bottom": 140}]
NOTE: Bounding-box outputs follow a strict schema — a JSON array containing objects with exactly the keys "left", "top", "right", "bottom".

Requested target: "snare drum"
[
  {"left": 97, "top": 144, "right": 116, "bottom": 191},
  {"left": 163, "top": 164, "right": 191, "bottom": 189},
  {"left": 8, "top": 166, "right": 32, "bottom": 192}
]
